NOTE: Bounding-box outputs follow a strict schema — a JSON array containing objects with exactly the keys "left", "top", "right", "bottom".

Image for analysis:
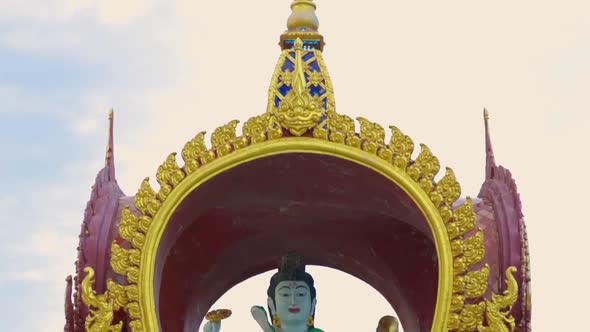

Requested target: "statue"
[{"left": 204, "top": 253, "right": 324, "bottom": 332}]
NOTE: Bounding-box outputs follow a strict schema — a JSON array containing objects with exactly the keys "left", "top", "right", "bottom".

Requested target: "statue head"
[{"left": 267, "top": 253, "right": 317, "bottom": 328}]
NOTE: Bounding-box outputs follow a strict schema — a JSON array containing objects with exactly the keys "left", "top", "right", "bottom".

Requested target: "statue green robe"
[{"left": 269, "top": 328, "right": 324, "bottom": 332}]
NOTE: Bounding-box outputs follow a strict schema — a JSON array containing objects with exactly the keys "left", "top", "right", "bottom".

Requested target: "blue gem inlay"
[
  {"left": 282, "top": 59, "right": 294, "bottom": 72},
  {"left": 278, "top": 84, "right": 292, "bottom": 96},
  {"left": 274, "top": 96, "right": 281, "bottom": 108},
  {"left": 308, "top": 61, "right": 320, "bottom": 72},
  {"left": 309, "top": 85, "right": 326, "bottom": 97},
  {"left": 303, "top": 52, "right": 314, "bottom": 62}
]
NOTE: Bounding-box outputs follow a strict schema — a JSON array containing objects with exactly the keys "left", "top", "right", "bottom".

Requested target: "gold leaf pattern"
[
  {"left": 128, "top": 302, "right": 141, "bottom": 319},
  {"left": 465, "top": 265, "right": 490, "bottom": 299},
  {"left": 211, "top": 120, "right": 239, "bottom": 156},
  {"left": 452, "top": 198, "right": 476, "bottom": 239},
  {"left": 307, "top": 70, "right": 323, "bottom": 86},
  {"left": 110, "top": 243, "right": 129, "bottom": 276},
  {"left": 126, "top": 285, "right": 139, "bottom": 302},
  {"left": 451, "top": 295, "right": 465, "bottom": 313},
  {"left": 454, "top": 275, "right": 465, "bottom": 293},
  {"left": 463, "top": 231, "right": 485, "bottom": 267},
  {"left": 181, "top": 132, "right": 206, "bottom": 174},
  {"left": 478, "top": 267, "right": 519, "bottom": 332},
  {"left": 451, "top": 239, "right": 464, "bottom": 257},
  {"left": 357, "top": 117, "right": 385, "bottom": 154},
  {"left": 106, "top": 281, "right": 129, "bottom": 310},
  {"left": 280, "top": 70, "right": 294, "bottom": 86},
  {"left": 457, "top": 303, "right": 486, "bottom": 332},
  {"left": 389, "top": 126, "right": 414, "bottom": 169},
  {"left": 326, "top": 110, "right": 355, "bottom": 143},
  {"left": 157, "top": 153, "right": 185, "bottom": 188},
  {"left": 119, "top": 208, "right": 138, "bottom": 243},
  {"left": 407, "top": 144, "right": 440, "bottom": 185},
  {"left": 127, "top": 266, "right": 139, "bottom": 284},
  {"left": 134, "top": 179, "right": 160, "bottom": 217},
  {"left": 80, "top": 267, "right": 123, "bottom": 332},
  {"left": 243, "top": 113, "right": 282, "bottom": 144},
  {"left": 437, "top": 167, "right": 462, "bottom": 206},
  {"left": 129, "top": 319, "right": 143, "bottom": 332}
]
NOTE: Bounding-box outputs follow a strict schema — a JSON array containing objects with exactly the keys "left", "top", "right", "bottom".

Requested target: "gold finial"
[
  {"left": 280, "top": 0, "right": 324, "bottom": 50},
  {"left": 483, "top": 108, "right": 489, "bottom": 120},
  {"left": 287, "top": 0, "right": 319, "bottom": 31}
]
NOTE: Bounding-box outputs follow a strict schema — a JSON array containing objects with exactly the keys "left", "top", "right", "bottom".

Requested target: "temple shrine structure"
[{"left": 63, "top": 1, "right": 531, "bottom": 331}]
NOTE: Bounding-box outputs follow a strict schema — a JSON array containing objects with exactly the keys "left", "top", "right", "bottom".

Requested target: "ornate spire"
[
  {"left": 483, "top": 108, "right": 497, "bottom": 179},
  {"left": 275, "top": 38, "right": 322, "bottom": 136},
  {"left": 105, "top": 109, "right": 115, "bottom": 181},
  {"left": 281, "top": 0, "right": 324, "bottom": 51}
]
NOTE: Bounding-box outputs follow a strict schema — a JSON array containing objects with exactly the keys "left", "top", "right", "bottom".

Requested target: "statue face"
[{"left": 273, "top": 280, "right": 314, "bottom": 325}]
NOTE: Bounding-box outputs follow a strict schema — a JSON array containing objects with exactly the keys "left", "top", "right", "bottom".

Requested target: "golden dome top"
[{"left": 287, "top": 0, "right": 319, "bottom": 31}]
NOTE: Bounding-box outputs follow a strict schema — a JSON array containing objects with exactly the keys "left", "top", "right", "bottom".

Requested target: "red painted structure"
[{"left": 64, "top": 111, "right": 530, "bottom": 332}]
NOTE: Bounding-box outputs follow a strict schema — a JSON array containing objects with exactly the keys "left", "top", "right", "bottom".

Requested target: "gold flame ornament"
[{"left": 275, "top": 38, "right": 323, "bottom": 136}]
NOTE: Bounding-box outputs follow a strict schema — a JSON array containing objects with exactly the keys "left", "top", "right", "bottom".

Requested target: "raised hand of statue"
[
  {"left": 203, "top": 309, "right": 231, "bottom": 332},
  {"left": 203, "top": 321, "right": 220, "bottom": 332},
  {"left": 251, "top": 305, "right": 274, "bottom": 332}
]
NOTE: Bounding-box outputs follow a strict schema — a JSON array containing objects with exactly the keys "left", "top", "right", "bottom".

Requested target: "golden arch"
[{"left": 110, "top": 113, "right": 487, "bottom": 332}]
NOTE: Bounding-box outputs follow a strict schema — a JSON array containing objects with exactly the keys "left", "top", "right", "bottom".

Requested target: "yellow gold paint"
[
  {"left": 478, "top": 267, "right": 519, "bottom": 332},
  {"left": 80, "top": 267, "right": 124, "bottom": 332}
]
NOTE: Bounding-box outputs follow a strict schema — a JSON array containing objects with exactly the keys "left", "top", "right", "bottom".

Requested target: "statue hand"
[
  {"left": 204, "top": 321, "right": 221, "bottom": 332},
  {"left": 250, "top": 306, "right": 274, "bottom": 332}
]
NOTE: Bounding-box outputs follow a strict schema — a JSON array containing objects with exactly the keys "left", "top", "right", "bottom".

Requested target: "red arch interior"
[{"left": 154, "top": 153, "right": 438, "bottom": 332}]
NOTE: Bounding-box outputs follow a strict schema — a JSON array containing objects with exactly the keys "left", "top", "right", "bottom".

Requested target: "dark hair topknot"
[{"left": 267, "top": 252, "right": 317, "bottom": 309}]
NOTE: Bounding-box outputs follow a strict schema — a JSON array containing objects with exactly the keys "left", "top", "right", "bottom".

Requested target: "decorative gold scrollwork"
[
  {"left": 181, "top": 132, "right": 207, "bottom": 174},
  {"left": 407, "top": 144, "right": 440, "bottom": 193},
  {"left": 448, "top": 302, "right": 486, "bottom": 332},
  {"left": 478, "top": 267, "right": 519, "bottom": 332},
  {"left": 357, "top": 117, "right": 386, "bottom": 155},
  {"left": 211, "top": 120, "right": 239, "bottom": 157},
  {"left": 81, "top": 267, "right": 123, "bottom": 332},
  {"left": 156, "top": 153, "right": 185, "bottom": 201},
  {"left": 243, "top": 113, "right": 283, "bottom": 144},
  {"left": 388, "top": 126, "right": 414, "bottom": 169},
  {"left": 134, "top": 179, "right": 160, "bottom": 217}
]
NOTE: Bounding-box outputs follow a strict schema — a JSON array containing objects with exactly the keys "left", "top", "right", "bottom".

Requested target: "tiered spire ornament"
[{"left": 267, "top": 1, "right": 334, "bottom": 133}]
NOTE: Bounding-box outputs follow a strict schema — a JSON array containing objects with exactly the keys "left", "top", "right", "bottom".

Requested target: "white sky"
[{"left": 0, "top": 0, "right": 589, "bottom": 331}]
